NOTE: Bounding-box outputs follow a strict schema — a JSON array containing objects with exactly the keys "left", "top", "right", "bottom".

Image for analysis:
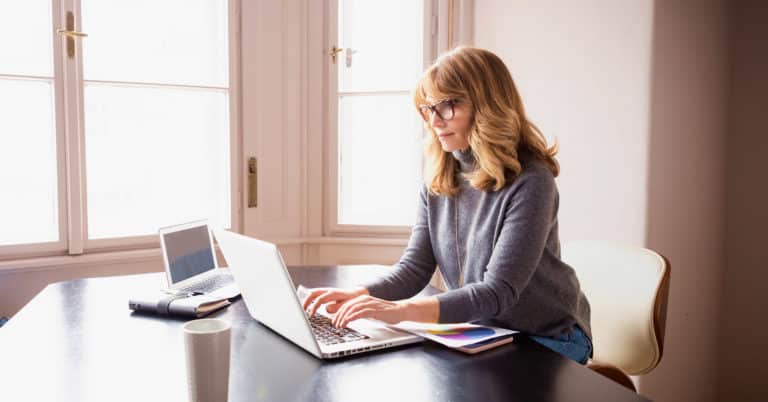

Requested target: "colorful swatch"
[{"left": 426, "top": 326, "right": 495, "bottom": 341}]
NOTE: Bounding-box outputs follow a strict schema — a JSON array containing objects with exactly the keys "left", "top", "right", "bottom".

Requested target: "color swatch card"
[{"left": 393, "top": 321, "right": 518, "bottom": 349}]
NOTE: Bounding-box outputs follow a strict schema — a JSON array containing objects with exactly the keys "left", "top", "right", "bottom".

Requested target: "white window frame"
[
  {"left": 323, "top": 0, "right": 472, "bottom": 237},
  {"left": 324, "top": 0, "right": 437, "bottom": 237},
  {"left": 0, "top": 0, "right": 243, "bottom": 261}
]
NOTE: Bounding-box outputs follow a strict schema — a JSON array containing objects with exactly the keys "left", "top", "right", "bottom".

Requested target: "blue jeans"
[{"left": 529, "top": 326, "right": 592, "bottom": 364}]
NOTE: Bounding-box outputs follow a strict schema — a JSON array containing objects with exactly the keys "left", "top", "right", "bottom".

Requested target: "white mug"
[{"left": 183, "top": 318, "right": 231, "bottom": 402}]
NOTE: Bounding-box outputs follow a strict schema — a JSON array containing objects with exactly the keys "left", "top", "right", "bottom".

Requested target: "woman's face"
[{"left": 422, "top": 97, "right": 473, "bottom": 152}]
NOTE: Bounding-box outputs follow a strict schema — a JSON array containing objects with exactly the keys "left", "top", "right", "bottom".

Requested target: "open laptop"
[
  {"left": 159, "top": 220, "right": 239, "bottom": 299},
  {"left": 213, "top": 229, "right": 422, "bottom": 359}
]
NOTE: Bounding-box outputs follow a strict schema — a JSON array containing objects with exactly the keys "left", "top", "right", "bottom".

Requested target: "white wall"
[
  {"left": 475, "top": 0, "right": 654, "bottom": 246},
  {"left": 475, "top": 1, "right": 728, "bottom": 401}
]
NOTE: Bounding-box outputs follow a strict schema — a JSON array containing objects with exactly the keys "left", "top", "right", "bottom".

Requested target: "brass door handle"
[
  {"left": 248, "top": 157, "right": 258, "bottom": 208},
  {"left": 56, "top": 12, "right": 87, "bottom": 58},
  {"left": 56, "top": 28, "right": 88, "bottom": 38},
  {"left": 329, "top": 45, "right": 344, "bottom": 64}
]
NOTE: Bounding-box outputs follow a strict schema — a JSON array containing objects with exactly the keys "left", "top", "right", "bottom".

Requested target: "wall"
[
  {"left": 643, "top": 1, "right": 728, "bottom": 401},
  {"left": 474, "top": 0, "right": 728, "bottom": 401},
  {"left": 719, "top": 1, "right": 768, "bottom": 401},
  {"left": 475, "top": 0, "right": 654, "bottom": 245}
]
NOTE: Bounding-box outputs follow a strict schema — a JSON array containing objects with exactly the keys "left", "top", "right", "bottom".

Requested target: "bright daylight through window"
[
  {"left": 0, "top": 0, "right": 232, "bottom": 250},
  {"left": 336, "top": 0, "right": 425, "bottom": 227}
]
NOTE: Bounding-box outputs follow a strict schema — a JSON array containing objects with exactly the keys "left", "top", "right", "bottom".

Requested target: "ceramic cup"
[{"left": 183, "top": 318, "right": 231, "bottom": 402}]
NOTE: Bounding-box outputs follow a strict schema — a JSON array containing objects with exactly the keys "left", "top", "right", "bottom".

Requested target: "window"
[
  {"left": 328, "top": 0, "right": 432, "bottom": 233},
  {"left": 0, "top": 0, "right": 239, "bottom": 258},
  {"left": 0, "top": 0, "right": 59, "bottom": 248}
]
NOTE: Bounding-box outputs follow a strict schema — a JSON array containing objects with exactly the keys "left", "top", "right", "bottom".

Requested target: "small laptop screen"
[{"left": 163, "top": 225, "right": 216, "bottom": 284}]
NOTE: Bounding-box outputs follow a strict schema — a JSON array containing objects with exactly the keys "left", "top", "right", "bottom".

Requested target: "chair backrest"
[{"left": 561, "top": 240, "right": 670, "bottom": 375}]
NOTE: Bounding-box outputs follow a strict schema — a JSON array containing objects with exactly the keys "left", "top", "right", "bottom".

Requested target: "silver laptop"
[
  {"left": 159, "top": 220, "right": 239, "bottom": 299},
  {"left": 213, "top": 229, "right": 422, "bottom": 359}
]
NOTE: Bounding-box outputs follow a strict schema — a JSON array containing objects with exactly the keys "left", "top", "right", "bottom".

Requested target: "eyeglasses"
[{"left": 418, "top": 99, "right": 458, "bottom": 121}]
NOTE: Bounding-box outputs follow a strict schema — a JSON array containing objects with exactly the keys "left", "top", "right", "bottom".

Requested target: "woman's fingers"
[
  {"left": 302, "top": 288, "right": 328, "bottom": 314},
  {"left": 308, "top": 290, "right": 347, "bottom": 317},
  {"left": 304, "top": 287, "right": 364, "bottom": 316},
  {"left": 333, "top": 298, "right": 376, "bottom": 327},
  {"left": 301, "top": 289, "right": 322, "bottom": 312},
  {"left": 324, "top": 300, "right": 344, "bottom": 314},
  {"left": 333, "top": 297, "right": 404, "bottom": 328},
  {"left": 331, "top": 294, "right": 369, "bottom": 327},
  {"left": 336, "top": 299, "right": 390, "bottom": 328},
  {"left": 300, "top": 286, "right": 372, "bottom": 319}
]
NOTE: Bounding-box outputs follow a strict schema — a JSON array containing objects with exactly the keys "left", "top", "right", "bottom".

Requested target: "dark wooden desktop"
[{"left": 0, "top": 266, "right": 647, "bottom": 402}]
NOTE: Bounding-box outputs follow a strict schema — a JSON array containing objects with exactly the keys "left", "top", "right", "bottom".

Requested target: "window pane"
[
  {"left": 84, "top": 84, "right": 230, "bottom": 239},
  {"left": 338, "top": 0, "right": 423, "bottom": 92},
  {"left": 338, "top": 94, "right": 422, "bottom": 226},
  {"left": 81, "top": 0, "right": 228, "bottom": 86},
  {"left": 0, "top": 79, "right": 58, "bottom": 245},
  {"left": 0, "top": 0, "right": 53, "bottom": 77}
]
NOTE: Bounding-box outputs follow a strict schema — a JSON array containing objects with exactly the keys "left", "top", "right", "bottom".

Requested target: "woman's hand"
[
  {"left": 303, "top": 288, "right": 440, "bottom": 329},
  {"left": 301, "top": 286, "right": 369, "bottom": 317},
  {"left": 331, "top": 295, "right": 412, "bottom": 328}
]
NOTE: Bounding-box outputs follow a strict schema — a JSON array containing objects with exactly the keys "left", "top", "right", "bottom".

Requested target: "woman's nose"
[{"left": 429, "top": 111, "right": 445, "bottom": 127}]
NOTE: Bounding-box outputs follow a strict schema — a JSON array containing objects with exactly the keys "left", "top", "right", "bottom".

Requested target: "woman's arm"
[
  {"left": 303, "top": 187, "right": 439, "bottom": 326},
  {"left": 360, "top": 186, "right": 438, "bottom": 300}
]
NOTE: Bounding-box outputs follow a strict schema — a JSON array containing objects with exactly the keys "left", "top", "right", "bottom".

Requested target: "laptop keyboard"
[
  {"left": 308, "top": 314, "right": 369, "bottom": 345},
  {"left": 180, "top": 274, "right": 234, "bottom": 294}
]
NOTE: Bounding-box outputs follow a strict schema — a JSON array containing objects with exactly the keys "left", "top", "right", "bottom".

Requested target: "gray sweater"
[{"left": 363, "top": 149, "right": 591, "bottom": 339}]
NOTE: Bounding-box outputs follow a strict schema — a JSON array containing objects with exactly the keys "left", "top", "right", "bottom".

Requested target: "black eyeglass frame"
[{"left": 418, "top": 99, "right": 459, "bottom": 122}]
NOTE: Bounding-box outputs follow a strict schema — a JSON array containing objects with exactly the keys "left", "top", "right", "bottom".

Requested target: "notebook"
[
  {"left": 213, "top": 229, "right": 422, "bottom": 359},
  {"left": 158, "top": 220, "right": 239, "bottom": 299}
]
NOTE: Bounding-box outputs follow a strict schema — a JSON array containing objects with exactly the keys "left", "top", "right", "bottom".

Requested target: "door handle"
[{"left": 248, "top": 157, "right": 257, "bottom": 208}]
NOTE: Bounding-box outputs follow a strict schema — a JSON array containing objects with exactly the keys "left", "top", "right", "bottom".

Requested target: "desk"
[{"left": 0, "top": 266, "right": 647, "bottom": 402}]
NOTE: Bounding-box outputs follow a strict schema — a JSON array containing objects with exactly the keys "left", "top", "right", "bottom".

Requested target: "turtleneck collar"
[{"left": 451, "top": 148, "right": 476, "bottom": 173}]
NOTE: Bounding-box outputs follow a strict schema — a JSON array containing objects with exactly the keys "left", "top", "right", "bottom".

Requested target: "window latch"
[
  {"left": 345, "top": 48, "right": 357, "bottom": 68},
  {"left": 56, "top": 12, "right": 88, "bottom": 59}
]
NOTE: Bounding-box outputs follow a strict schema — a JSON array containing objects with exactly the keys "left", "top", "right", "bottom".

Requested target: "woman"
[{"left": 303, "top": 47, "right": 592, "bottom": 364}]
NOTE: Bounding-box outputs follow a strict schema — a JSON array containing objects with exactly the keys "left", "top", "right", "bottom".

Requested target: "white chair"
[{"left": 561, "top": 240, "right": 671, "bottom": 392}]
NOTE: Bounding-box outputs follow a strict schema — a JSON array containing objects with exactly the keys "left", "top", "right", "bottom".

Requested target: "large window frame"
[
  {"left": 323, "top": 0, "right": 438, "bottom": 237},
  {"left": 0, "top": 0, "right": 242, "bottom": 261}
]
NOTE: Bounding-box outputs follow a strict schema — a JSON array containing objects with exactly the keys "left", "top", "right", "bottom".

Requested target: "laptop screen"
[{"left": 162, "top": 224, "right": 216, "bottom": 284}]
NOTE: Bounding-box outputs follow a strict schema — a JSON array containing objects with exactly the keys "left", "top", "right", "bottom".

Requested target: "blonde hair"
[{"left": 414, "top": 46, "right": 559, "bottom": 196}]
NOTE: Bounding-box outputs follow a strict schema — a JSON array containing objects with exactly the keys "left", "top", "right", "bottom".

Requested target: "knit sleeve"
[
  {"left": 436, "top": 168, "right": 557, "bottom": 323},
  {"left": 361, "top": 186, "right": 437, "bottom": 300}
]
